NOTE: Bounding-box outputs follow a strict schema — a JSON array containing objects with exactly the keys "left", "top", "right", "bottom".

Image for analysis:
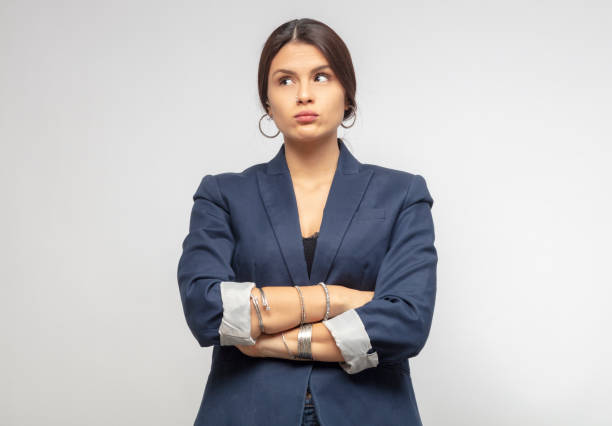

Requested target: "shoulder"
[
  {"left": 361, "top": 163, "right": 433, "bottom": 207},
  {"left": 192, "top": 162, "right": 266, "bottom": 204},
  {"left": 361, "top": 163, "right": 432, "bottom": 192}
]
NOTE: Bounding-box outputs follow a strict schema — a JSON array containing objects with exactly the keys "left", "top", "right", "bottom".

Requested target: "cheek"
[
  {"left": 324, "top": 95, "right": 346, "bottom": 121},
  {"left": 268, "top": 96, "right": 292, "bottom": 120},
  {"left": 272, "top": 90, "right": 293, "bottom": 105},
  {"left": 327, "top": 87, "right": 347, "bottom": 113}
]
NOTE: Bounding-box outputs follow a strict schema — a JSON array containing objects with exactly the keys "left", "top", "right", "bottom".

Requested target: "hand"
[
  {"left": 344, "top": 289, "right": 375, "bottom": 311},
  {"left": 235, "top": 340, "right": 264, "bottom": 358},
  {"left": 235, "top": 332, "right": 281, "bottom": 359}
]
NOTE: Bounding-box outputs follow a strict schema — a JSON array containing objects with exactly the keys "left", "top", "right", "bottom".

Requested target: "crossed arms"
[{"left": 233, "top": 284, "right": 374, "bottom": 363}]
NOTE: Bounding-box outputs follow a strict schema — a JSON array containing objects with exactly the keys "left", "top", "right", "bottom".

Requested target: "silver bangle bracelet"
[
  {"left": 318, "top": 282, "right": 330, "bottom": 321},
  {"left": 297, "top": 323, "right": 313, "bottom": 360},
  {"left": 281, "top": 332, "right": 297, "bottom": 359},
  {"left": 250, "top": 293, "right": 265, "bottom": 334},
  {"left": 294, "top": 285, "right": 306, "bottom": 325},
  {"left": 258, "top": 287, "right": 271, "bottom": 311}
]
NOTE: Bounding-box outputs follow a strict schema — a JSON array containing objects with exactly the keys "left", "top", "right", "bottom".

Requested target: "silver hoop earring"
[
  {"left": 259, "top": 113, "right": 280, "bottom": 138},
  {"left": 340, "top": 112, "right": 356, "bottom": 129}
]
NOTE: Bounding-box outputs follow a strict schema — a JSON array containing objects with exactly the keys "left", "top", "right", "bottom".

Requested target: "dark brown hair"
[{"left": 257, "top": 18, "right": 357, "bottom": 122}]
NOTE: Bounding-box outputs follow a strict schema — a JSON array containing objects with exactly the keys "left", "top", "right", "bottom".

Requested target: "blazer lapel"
[{"left": 256, "top": 138, "right": 374, "bottom": 285}]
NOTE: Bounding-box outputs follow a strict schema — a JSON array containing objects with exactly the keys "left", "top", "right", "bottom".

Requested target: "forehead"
[{"left": 269, "top": 42, "right": 328, "bottom": 74}]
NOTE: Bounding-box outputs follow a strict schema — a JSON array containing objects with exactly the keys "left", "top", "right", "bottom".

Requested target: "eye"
[{"left": 315, "top": 72, "right": 330, "bottom": 82}]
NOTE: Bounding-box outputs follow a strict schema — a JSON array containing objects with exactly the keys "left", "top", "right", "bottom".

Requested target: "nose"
[{"left": 296, "top": 85, "right": 313, "bottom": 105}]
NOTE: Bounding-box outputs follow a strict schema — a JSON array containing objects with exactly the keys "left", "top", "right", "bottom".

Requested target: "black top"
[{"left": 302, "top": 231, "right": 319, "bottom": 279}]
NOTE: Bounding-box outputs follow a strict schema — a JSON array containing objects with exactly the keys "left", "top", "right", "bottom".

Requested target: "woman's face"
[{"left": 266, "top": 41, "right": 349, "bottom": 143}]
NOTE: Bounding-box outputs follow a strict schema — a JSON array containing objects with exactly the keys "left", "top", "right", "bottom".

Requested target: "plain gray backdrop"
[{"left": 2, "top": 1, "right": 611, "bottom": 425}]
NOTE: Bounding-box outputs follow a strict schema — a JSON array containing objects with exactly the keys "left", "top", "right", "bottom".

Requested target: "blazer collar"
[{"left": 256, "top": 138, "right": 373, "bottom": 285}]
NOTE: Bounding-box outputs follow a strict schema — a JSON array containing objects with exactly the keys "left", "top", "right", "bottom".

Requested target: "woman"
[{"left": 177, "top": 18, "right": 437, "bottom": 426}]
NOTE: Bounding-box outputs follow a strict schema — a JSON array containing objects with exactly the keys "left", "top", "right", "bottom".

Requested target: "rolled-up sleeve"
[
  {"left": 177, "top": 174, "right": 256, "bottom": 347},
  {"left": 325, "top": 174, "right": 437, "bottom": 374},
  {"left": 218, "top": 281, "right": 256, "bottom": 345},
  {"left": 322, "top": 309, "right": 379, "bottom": 374}
]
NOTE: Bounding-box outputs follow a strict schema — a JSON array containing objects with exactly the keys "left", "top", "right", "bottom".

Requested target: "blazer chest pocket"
[{"left": 354, "top": 207, "right": 385, "bottom": 221}]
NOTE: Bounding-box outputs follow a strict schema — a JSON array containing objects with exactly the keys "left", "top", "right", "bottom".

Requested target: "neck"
[{"left": 283, "top": 135, "right": 340, "bottom": 183}]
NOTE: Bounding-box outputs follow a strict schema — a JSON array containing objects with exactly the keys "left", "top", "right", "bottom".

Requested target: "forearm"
[
  {"left": 249, "top": 284, "right": 348, "bottom": 338},
  {"left": 258, "top": 322, "right": 345, "bottom": 363}
]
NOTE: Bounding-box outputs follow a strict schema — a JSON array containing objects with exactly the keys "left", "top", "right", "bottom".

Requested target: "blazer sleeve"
[
  {"left": 323, "top": 174, "right": 437, "bottom": 374},
  {"left": 177, "top": 174, "right": 256, "bottom": 348}
]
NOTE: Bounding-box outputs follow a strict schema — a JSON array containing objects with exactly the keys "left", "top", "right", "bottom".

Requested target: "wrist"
[{"left": 284, "top": 328, "right": 299, "bottom": 359}]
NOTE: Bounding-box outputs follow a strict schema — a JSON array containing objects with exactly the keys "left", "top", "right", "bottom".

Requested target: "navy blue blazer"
[{"left": 177, "top": 138, "right": 437, "bottom": 425}]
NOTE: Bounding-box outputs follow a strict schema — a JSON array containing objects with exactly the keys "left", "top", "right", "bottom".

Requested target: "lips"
[{"left": 294, "top": 110, "right": 318, "bottom": 117}]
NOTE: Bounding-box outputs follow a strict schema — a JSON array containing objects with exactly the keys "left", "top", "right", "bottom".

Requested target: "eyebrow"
[{"left": 271, "top": 64, "right": 331, "bottom": 77}]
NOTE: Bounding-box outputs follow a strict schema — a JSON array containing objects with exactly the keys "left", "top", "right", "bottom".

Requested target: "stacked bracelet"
[
  {"left": 281, "top": 325, "right": 314, "bottom": 360},
  {"left": 297, "top": 323, "right": 313, "bottom": 360}
]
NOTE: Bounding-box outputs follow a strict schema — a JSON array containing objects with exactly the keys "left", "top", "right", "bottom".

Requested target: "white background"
[{"left": 2, "top": 1, "right": 610, "bottom": 425}]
